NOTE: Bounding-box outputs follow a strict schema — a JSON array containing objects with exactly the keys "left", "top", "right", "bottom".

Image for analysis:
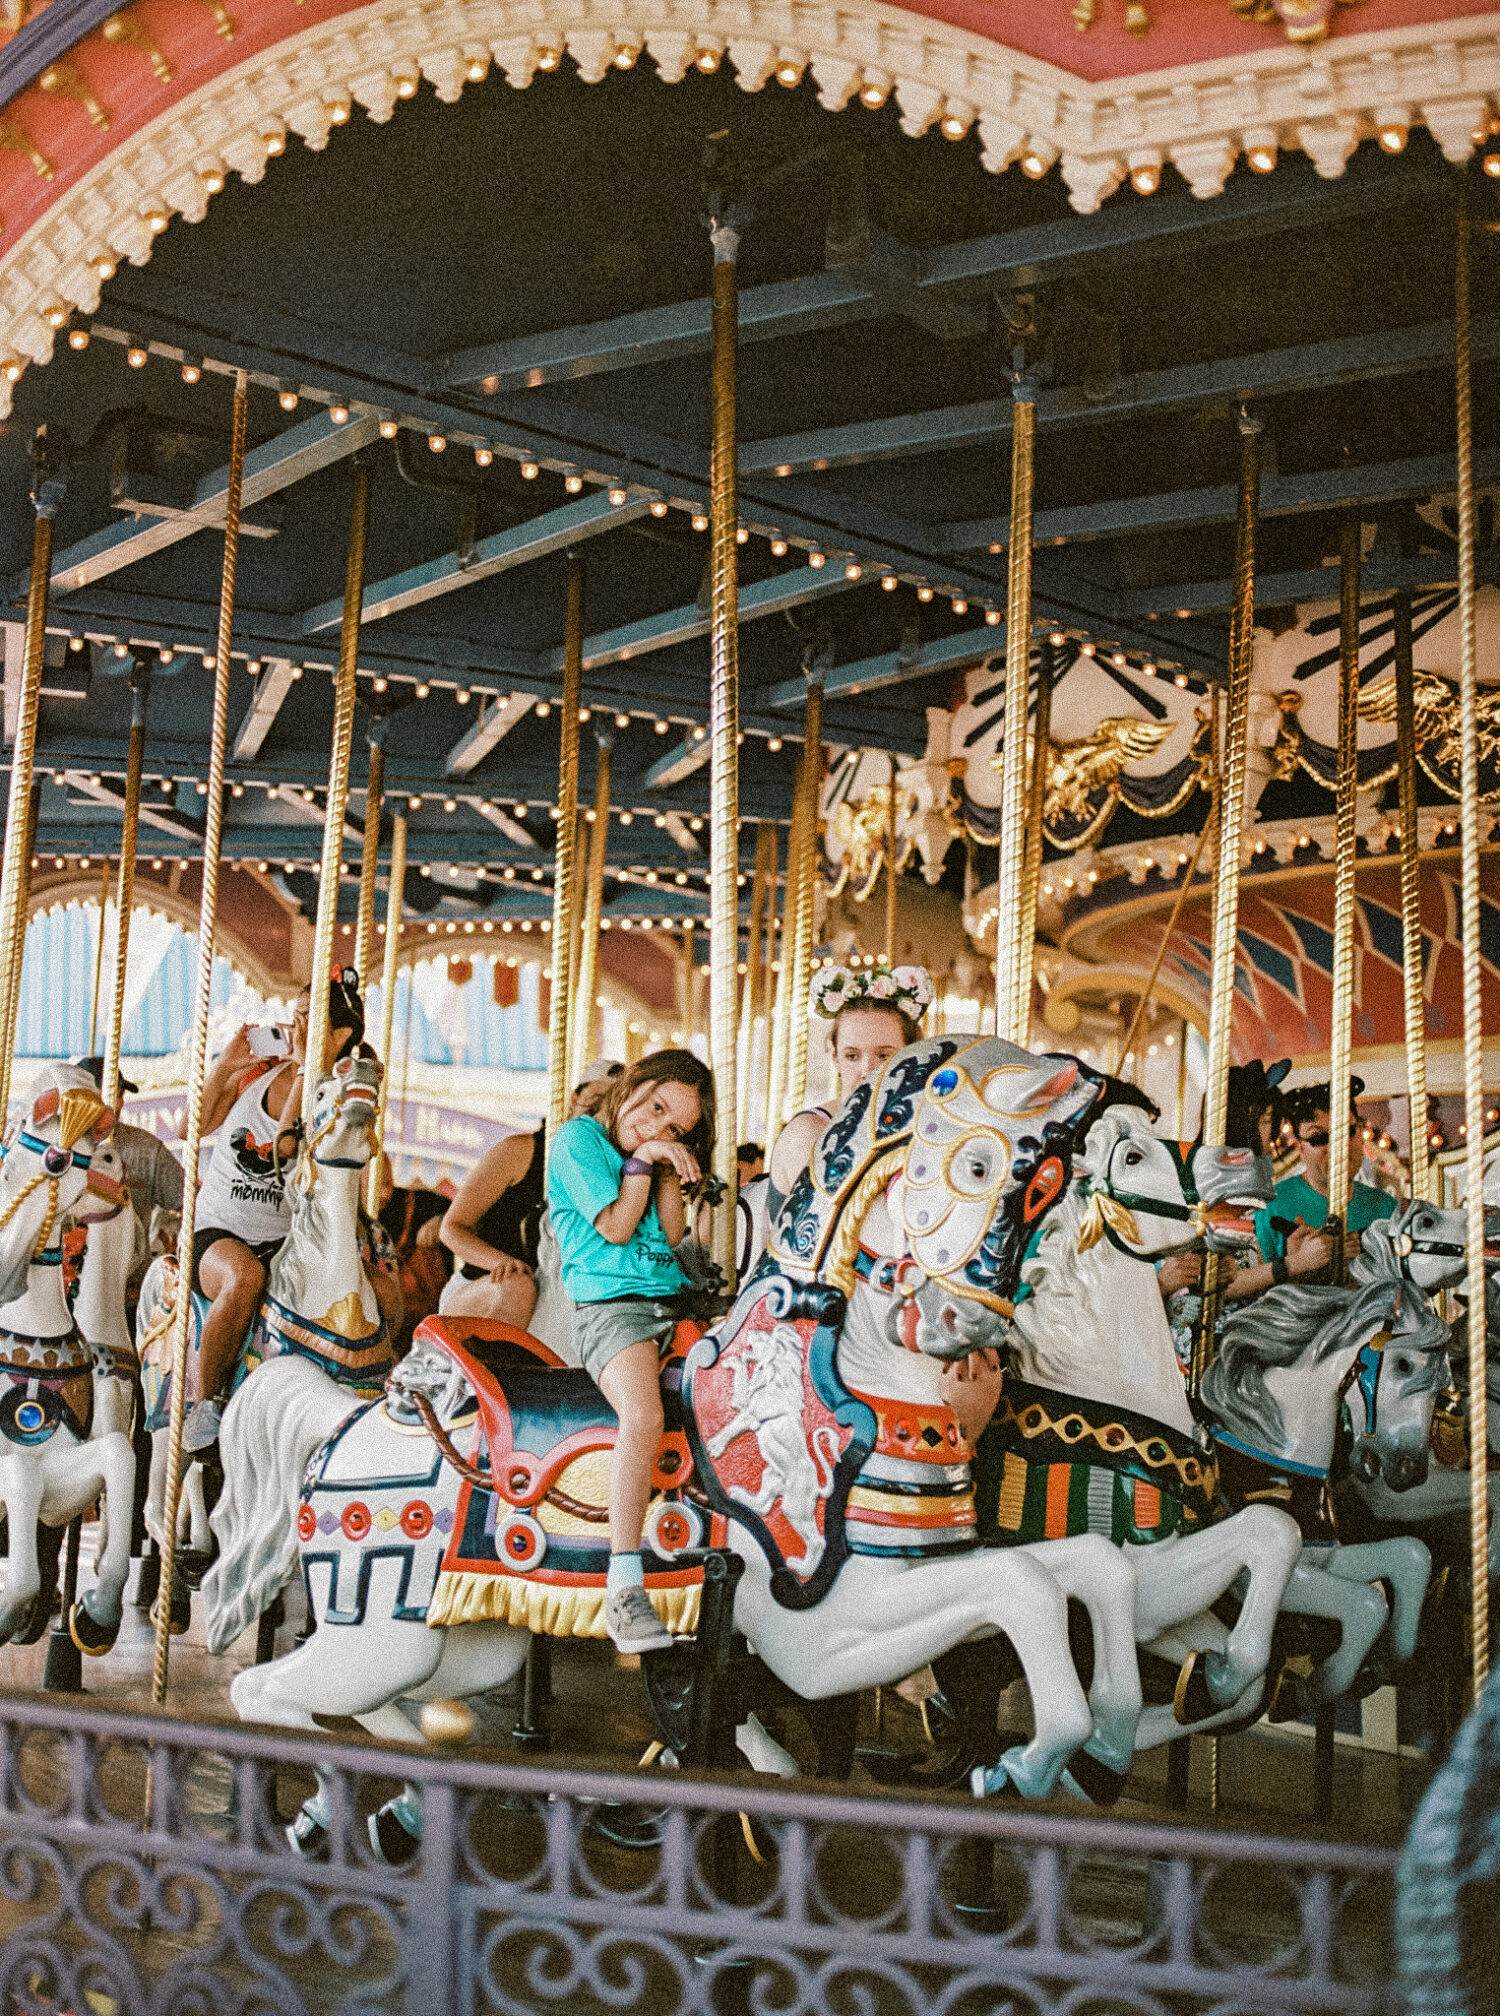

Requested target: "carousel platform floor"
[{"left": 0, "top": 1542, "right": 1431, "bottom": 1848}]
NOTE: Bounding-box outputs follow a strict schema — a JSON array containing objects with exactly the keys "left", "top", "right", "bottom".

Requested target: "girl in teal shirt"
[{"left": 546, "top": 1049, "right": 716, "bottom": 1653}]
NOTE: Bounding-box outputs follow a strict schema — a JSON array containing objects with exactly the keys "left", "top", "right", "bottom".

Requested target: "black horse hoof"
[
  {"left": 13, "top": 1586, "right": 60, "bottom": 1647},
  {"left": 1172, "top": 1649, "right": 1222, "bottom": 1727},
  {"left": 69, "top": 1601, "right": 120, "bottom": 1657},
  {"left": 286, "top": 1809, "right": 329, "bottom": 1860},
  {"left": 369, "top": 1803, "right": 421, "bottom": 1867},
  {"left": 149, "top": 1577, "right": 191, "bottom": 1637}
]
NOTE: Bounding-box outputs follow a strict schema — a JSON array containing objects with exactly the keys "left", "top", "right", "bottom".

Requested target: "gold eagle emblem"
[
  {"left": 1357, "top": 669, "right": 1500, "bottom": 777},
  {"left": 828, "top": 784, "right": 915, "bottom": 900},
  {"left": 1040, "top": 717, "right": 1175, "bottom": 826}
]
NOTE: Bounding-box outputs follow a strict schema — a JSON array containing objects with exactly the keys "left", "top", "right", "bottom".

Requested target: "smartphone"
[{"left": 247, "top": 1025, "right": 290, "bottom": 1059}]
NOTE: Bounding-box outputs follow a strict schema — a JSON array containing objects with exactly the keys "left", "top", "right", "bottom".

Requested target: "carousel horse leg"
[
  {"left": 1324, "top": 1535, "right": 1433, "bottom": 1671},
  {"left": 1277, "top": 1553, "right": 1391, "bottom": 1704},
  {"left": 0, "top": 1459, "right": 46, "bottom": 1643},
  {"left": 42, "top": 1518, "right": 83, "bottom": 1693},
  {"left": 71, "top": 1432, "right": 137, "bottom": 1651},
  {"left": 1025, "top": 1534, "right": 1142, "bottom": 1781}
]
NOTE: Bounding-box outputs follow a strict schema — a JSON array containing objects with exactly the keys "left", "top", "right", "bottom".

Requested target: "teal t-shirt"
[
  {"left": 1254, "top": 1170, "right": 1396, "bottom": 1263},
  {"left": 545, "top": 1115, "right": 689, "bottom": 1305}
]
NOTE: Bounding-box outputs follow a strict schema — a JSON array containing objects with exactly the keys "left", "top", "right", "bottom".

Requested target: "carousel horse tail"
[{"left": 202, "top": 1356, "right": 359, "bottom": 1656}]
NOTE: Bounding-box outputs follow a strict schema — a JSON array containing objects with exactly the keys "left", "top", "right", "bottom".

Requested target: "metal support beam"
[
  {"left": 559, "top": 564, "right": 860, "bottom": 677},
  {"left": 301, "top": 493, "right": 650, "bottom": 635},
  {"left": 231, "top": 657, "right": 297, "bottom": 762},
  {"left": 46, "top": 411, "right": 379, "bottom": 599},
  {"left": 444, "top": 693, "right": 539, "bottom": 776},
  {"left": 60, "top": 768, "right": 204, "bottom": 837},
  {"left": 271, "top": 781, "right": 363, "bottom": 845},
  {"left": 1122, "top": 545, "right": 1500, "bottom": 618},
  {"left": 766, "top": 622, "right": 1002, "bottom": 711},
  {"left": 462, "top": 797, "right": 540, "bottom": 847},
  {"left": 645, "top": 728, "right": 711, "bottom": 791}
]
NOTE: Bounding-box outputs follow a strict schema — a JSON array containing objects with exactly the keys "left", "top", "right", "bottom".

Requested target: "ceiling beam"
[
  {"left": 644, "top": 728, "right": 711, "bottom": 791},
  {"left": 1121, "top": 545, "right": 1500, "bottom": 617},
  {"left": 747, "top": 313, "right": 1500, "bottom": 485},
  {"left": 231, "top": 657, "right": 297, "bottom": 762},
  {"left": 271, "top": 782, "right": 365, "bottom": 845},
  {"left": 445, "top": 693, "right": 539, "bottom": 776},
  {"left": 767, "top": 624, "right": 1004, "bottom": 710},
  {"left": 44, "top": 410, "right": 380, "bottom": 600},
  {"left": 440, "top": 152, "right": 1441, "bottom": 395},
  {"left": 59, "top": 769, "right": 204, "bottom": 836},
  {"left": 301, "top": 492, "right": 651, "bottom": 635},
  {"left": 462, "top": 797, "right": 540, "bottom": 846},
  {"left": 555, "top": 563, "right": 863, "bottom": 677},
  {"left": 940, "top": 444, "right": 1500, "bottom": 555}
]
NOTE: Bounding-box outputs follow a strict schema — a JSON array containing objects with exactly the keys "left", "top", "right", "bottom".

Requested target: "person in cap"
[
  {"left": 570, "top": 1056, "right": 624, "bottom": 1118},
  {"left": 74, "top": 1056, "right": 184, "bottom": 1310},
  {"left": 182, "top": 970, "right": 365, "bottom": 1452},
  {"left": 1254, "top": 1074, "right": 1395, "bottom": 1281}
]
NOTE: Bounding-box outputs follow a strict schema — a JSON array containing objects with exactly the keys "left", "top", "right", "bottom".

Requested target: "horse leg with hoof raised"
[
  {"left": 1128, "top": 1505, "right": 1304, "bottom": 1739},
  {"left": 1277, "top": 1551, "right": 1392, "bottom": 1704},
  {"left": 1016, "top": 1532, "right": 1142, "bottom": 1781},
  {"left": 43, "top": 1432, "right": 136, "bottom": 1653},
  {"left": 0, "top": 1459, "right": 44, "bottom": 1642},
  {"left": 1322, "top": 1535, "right": 1432, "bottom": 1675}
]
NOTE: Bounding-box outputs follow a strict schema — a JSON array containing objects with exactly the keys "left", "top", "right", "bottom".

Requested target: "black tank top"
[{"left": 459, "top": 1126, "right": 545, "bottom": 1277}]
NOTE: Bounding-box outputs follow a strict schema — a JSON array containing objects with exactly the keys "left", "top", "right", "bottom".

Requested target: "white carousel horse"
[
  {"left": 69, "top": 1130, "right": 144, "bottom": 1575},
  {"left": 205, "top": 1038, "right": 1147, "bottom": 1857},
  {"left": 992, "top": 1108, "right": 1307, "bottom": 1756},
  {"left": 0, "top": 1065, "right": 136, "bottom": 1653},
  {"left": 134, "top": 1056, "right": 393, "bottom": 1575},
  {"left": 1203, "top": 1209, "right": 1455, "bottom": 1703}
]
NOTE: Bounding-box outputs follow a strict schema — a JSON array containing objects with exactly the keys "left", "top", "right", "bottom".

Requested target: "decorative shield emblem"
[{"left": 683, "top": 1275, "right": 875, "bottom": 1610}]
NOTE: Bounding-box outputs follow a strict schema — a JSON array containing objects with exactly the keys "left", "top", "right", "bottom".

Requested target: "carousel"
[{"left": 0, "top": 0, "right": 1488, "bottom": 2007}]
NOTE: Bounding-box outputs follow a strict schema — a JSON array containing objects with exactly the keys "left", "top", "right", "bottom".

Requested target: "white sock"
[{"left": 607, "top": 1551, "right": 644, "bottom": 1595}]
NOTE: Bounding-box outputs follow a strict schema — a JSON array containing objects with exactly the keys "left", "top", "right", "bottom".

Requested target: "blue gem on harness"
[
  {"left": 931, "top": 1068, "right": 959, "bottom": 1096},
  {"left": 15, "top": 1402, "right": 44, "bottom": 1434}
]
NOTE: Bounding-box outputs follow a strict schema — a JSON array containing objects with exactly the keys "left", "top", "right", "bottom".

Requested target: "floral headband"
[{"left": 810, "top": 962, "right": 935, "bottom": 1021}]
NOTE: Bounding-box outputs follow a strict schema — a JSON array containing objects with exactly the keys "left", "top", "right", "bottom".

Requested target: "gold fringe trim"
[{"left": 425, "top": 1573, "right": 701, "bottom": 1637}]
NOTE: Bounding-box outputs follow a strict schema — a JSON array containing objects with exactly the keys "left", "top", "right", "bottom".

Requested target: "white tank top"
[{"left": 194, "top": 1065, "right": 298, "bottom": 1245}]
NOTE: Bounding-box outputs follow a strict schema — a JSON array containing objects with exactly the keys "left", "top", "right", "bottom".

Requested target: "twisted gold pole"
[
  {"left": 884, "top": 752, "right": 899, "bottom": 964},
  {"left": 366, "top": 809, "right": 406, "bottom": 1217},
  {"left": 1017, "top": 629, "right": 1055, "bottom": 1045},
  {"left": 997, "top": 390, "right": 1036, "bottom": 1045},
  {"left": 353, "top": 735, "right": 384, "bottom": 990},
  {"left": 1392, "top": 591, "right": 1430, "bottom": 1204},
  {"left": 0, "top": 781, "right": 39, "bottom": 1115},
  {"left": 784, "top": 677, "right": 824, "bottom": 1120},
  {"left": 152, "top": 368, "right": 248, "bottom": 1707},
  {"left": 1325, "top": 514, "right": 1362, "bottom": 1288},
  {"left": 1196, "top": 414, "right": 1260, "bottom": 1387},
  {"left": 0, "top": 493, "right": 56, "bottom": 1126},
  {"left": 738, "top": 821, "right": 773, "bottom": 1139},
  {"left": 88, "top": 852, "right": 110, "bottom": 1053},
  {"left": 1454, "top": 187, "right": 1489, "bottom": 1700},
  {"left": 545, "top": 557, "right": 584, "bottom": 1139},
  {"left": 101, "top": 662, "right": 148, "bottom": 1111},
  {"left": 707, "top": 219, "right": 743, "bottom": 1283},
  {"left": 304, "top": 462, "right": 370, "bottom": 1133},
  {"left": 572, "top": 729, "right": 612, "bottom": 1078},
  {"left": 765, "top": 766, "right": 801, "bottom": 1141}
]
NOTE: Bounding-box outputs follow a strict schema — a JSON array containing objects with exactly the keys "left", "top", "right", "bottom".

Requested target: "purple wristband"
[{"left": 622, "top": 1155, "right": 652, "bottom": 1177}]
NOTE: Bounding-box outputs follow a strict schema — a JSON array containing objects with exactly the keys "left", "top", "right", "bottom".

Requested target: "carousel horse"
[
  {"left": 69, "top": 1130, "right": 141, "bottom": 1576},
  {"left": 1203, "top": 1212, "right": 1454, "bottom": 1704},
  {"left": 984, "top": 1108, "right": 1309, "bottom": 1760},
  {"left": 206, "top": 1037, "right": 1150, "bottom": 1860},
  {"left": 134, "top": 1055, "right": 391, "bottom": 1581},
  {"left": 0, "top": 1065, "right": 135, "bottom": 1653}
]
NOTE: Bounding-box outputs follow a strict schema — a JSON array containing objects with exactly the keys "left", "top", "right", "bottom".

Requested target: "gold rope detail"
[
  {"left": 1392, "top": 591, "right": 1430, "bottom": 1204},
  {"left": 819, "top": 1146, "right": 906, "bottom": 1295},
  {"left": 708, "top": 221, "right": 742, "bottom": 1286},
  {"left": 546, "top": 558, "right": 584, "bottom": 1136}
]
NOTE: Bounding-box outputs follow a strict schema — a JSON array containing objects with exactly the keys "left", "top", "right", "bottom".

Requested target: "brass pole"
[
  {"left": 765, "top": 768, "right": 803, "bottom": 1141},
  {"left": 996, "top": 388, "right": 1036, "bottom": 1045},
  {"left": 567, "top": 808, "right": 586, "bottom": 1087},
  {"left": 303, "top": 462, "right": 371, "bottom": 1134},
  {"left": 365, "top": 809, "right": 407, "bottom": 1217},
  {"left": 1196, "top": 414, "right": 1261, "bottom": 1386},
  {"left": 738, "top": 821, "right": 773, "bottom": 1139},
  {"left": 0, "top": 445, "right": 62, "bottom": 1126},
  {"left": 88, "top": 852, "right": 110, "bottom": 1053},
  {"left": 1325, "top": 514, "right": 1362, "bottom": 1290},
  {"left": 100, "top": 661, "right": 148, "bottom": 1110},
  {"left": 545, "top": 556, "right": 585, "bottom": 1140},
  {"left": 1454, "top": 187, "right": 1489, "bottom": 1698},
  {"left": 353, "top": 734, "right": 385, "bottom": 990},
  {"left": 784, "top": 677, "right": 824, "bottom": 1119},
  {"left": 152, "top": 368, "right": 248, "bottom": 1706},
  {"left": 707, "top": 205, "right": 742, "bottom": 1284},
  {"left": 572, "top": 729, "right": 613, "bottom": 1077},
  {"left": 1017, "top": 629, "right": 1056, "bottom": 1045},
  {"left": 884, "top": 752, "right": 899, "bottom": 965},
  {"left": 760, "top": 822, "right": 779, "bottom": 1135},
  {"left": 1392, "top": 591, "right": 1430, "bottom": 1204}
]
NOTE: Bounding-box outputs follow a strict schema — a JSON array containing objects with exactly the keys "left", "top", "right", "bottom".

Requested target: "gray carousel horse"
[
  {"left": 1397, "top": 1663, "right": 1500, "bottom": 2016},
  {"left": 1203, "top": 1205, "right": 1456, "bottom": 1703}
]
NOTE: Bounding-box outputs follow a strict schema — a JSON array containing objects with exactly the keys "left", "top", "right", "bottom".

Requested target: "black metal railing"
[{"left": 0, "top": 1689, "right": 1398, "bottom": 2015}]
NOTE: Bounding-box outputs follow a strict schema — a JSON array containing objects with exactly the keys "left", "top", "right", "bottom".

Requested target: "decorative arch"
[{"left": 0, "top": 0, "right": 1493, "bottom": 403}]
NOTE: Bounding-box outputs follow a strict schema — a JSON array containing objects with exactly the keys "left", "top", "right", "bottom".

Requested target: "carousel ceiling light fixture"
[
  {"left": 649, "top": 498, "right": 668, "bottom": 517},
  {"left": 1142, "top": 660, "right": 1156, "bottom": 675},
  {"left": 692, "top": 725, "right": 705, "bottom": 740},
  {"left": 415, "top": 682, "right": 429, "bottom": 698},
  {"left": 654, "top": 814, "right": 666, "bottom": 827},
  {"left": 771, "top": 538, "right": 788, "bottom": 556},
  {"left": 428, "top": 433, "right": 446, "bottom": 452},
  {"left": 290, "top": 665, "right": 303, "bottom": 680},
  {"left": 325, "top": 97, "right": 351, "bottom": 124},
  {"left": 808, "top": 551, "right": 826, "bottom": 569},
  {"left": 858, "top": 75, "right": 890, "bottom": 108},
  {"left": 473, "top": 445, "right": 492, "bottom": 466},
  {"left": 579, "top": 707, "right": 591, "bottom": 722},
  {"left": 691, "top": 512, "right": 709, "bottom": 531},
  {"left": 1375, "top": 116, "right": 1408, "bottom": 153},
  {"left": 1112, "top": 651, "right": 1127, "bottom": 666},
  {"left": 689, "top": 817, "right": 704, "bottom": 831},
  {"left": 1174, "top": 673, "right": 1189, "bottom": 687},
  {"left": 443, "top": 797, "right": 457, "bottom": 812},
  {"left": 467, "top": 56, "right": 487, "bottom": 80},
  {"left": 654, "top": 720, "right": 669, "bottom": 733},
  {"left": 231, "top": 781, "right": 243, "bottom": 797},
  {"left": 113, "top": 643, "right": 127, "bottom": 658},
  {"left": 521, "top": 461, "right": 539, "bottom": 479},
  {"left": 951, "top": 597, "right": 967, "bottom": 614},
  {"left": 247, "top": 659, "right": 261, "bottom": 674},
  {"left": 736, "top": 526, "right": 749, "bottom": 544},
  {"left": 774, "top": 56, "right": 803, "bottom": 86},
  {"left": 768, "top": 737, "right": 783, "bottom": 751},
  {"left": 917, "top": 585, "right": 933, "bottom": 602},
  {"left": 535, "top": 701, "right": 551, "bottom": 716},
  {"left": 694, "top": 42, "right": 722, "bottom": 70},
  {"left": 1079, "top": 641, "right": 1095, "bottom": 657},
  {"left": 614, "top": 41, "right": 640, "bottom": 68},
  {"left": 378, "top": 417, "right": 399, "bottom": 439},
  {"left": 985, "top": 608, "right": 1001, "bottom": 626},
  {"left": 157, "top": 649, "right": 172, "bottom": 664},
  {"left": 201, "top": 164, "right": 225, "bottom": 193},
  {"left": 372, "top": 676, "right": 387, "bottom": 692},
  {"left": 41, "top": 301, "right": 67, "bottom": 330},
  {"left": 1129, "top": 162, "right": 1160, "bottom": 195},
  {"left": 126, "top": 342, "right": 148, "bottom": 370},
  {"left": 939, "top": 110, "right": 970, "bottom": 140},
  {"left": 609, "top": 484, "right": 628, "bottom": 505},
  {"left": 535, "top": 43, "right": 562, "bottom": 70},
  {"left": 565, "top": 473, "right": 584, "bottom": 494},
  {"left": 455, "top": 688, "right": 470, "bottom": 704},
  {"left": 1485, "top": 150, "right": 1500, "bottom": 178},
  {"left": 615, "top": 714, "right": 630, "bottom": 729},
  {"left": 278, "top": 382, "right": 299, "bottom": 411},
  {"left": 68, "top": 325, "right": 90, "bottom": 351}
]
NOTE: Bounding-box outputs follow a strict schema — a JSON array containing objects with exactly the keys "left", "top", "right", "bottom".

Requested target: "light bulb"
[
  {"left": 1050, "top": 630, "right": 1065, "bottom": 646},
  {"left": 881, "top": 574, "right": 897, "bottom": 591},
  {"left": 951, "top": 597, "right": 967, "bottom": 614},
  {"left": 1129, "top": 162, "right": 1159, "bottom": 195},
  {"left": 126, "top": 345, "right": 148, "bottom": 370},
  {"left": 614, "top": 42, "right": 640, "bottom": 67},
  {"left": 42, "top": 302, "right": 67, "bottom": 329},
  {"left": 939, "top": 112, "right": 969, "bottom": 140},
  {"left": 1020, "top": 151, "right": 1048, "bottom": 179},
  {"left": 655, "top": 719, "right": 669, "bottom": 734},
  {"left": 329, "top": 401, "right": 349, "bottom": 424},
  {"left": 535, "top": 44, "right": 562, "bottom": 70},
  {"left": 428, "top": 433, "right": 446, "bottom": 453},
  {"left": 649, "top": 499, "right": 668, "bottom": 517},
  {"left": 1247, "top": 144, "right": 1277, "bottom": 174},
  {"left": 859, "top": 78, "right": 889, "bottom": 108},
  {"left": 844, "top": 562, "right": 861, "bottom": 580},
  {"left": 808, "top": 551, "right": 826, "bottom": 569},
  {"left": 68, "top": 327, "right": 90, "bottom": 351},
  {"left": 264, "top": 130, "right": 286, "bottom": 156},
  {"left": 90, "top": 253, "right": 117, "bottom": 279},
  {"left": 378, "top": 418, "right": 398, "bottom": 439},
  {"left": 1376, "top": 122, "right": 1407, "bottom": 154},
  {"left": 768, "top": 736, "right": 783, "bottom": 751},
  {"left": 536, "top": 702, "right": 551, "bottom": 717},
  {"left": 455, "top": 689, "right": 470, "bottom": 705},
  {"left": 774, "top": 58, "right": 802, "bottom": 86},
  {"left": 415, "top": 682, "right": 430, "bottom": 698},
  {"left": 521, "top": 461, "right": 539, "bottom": 479},
  {"left": 609, "top": 484, "right": 627, "bottom": 505},
  {"left": 917, "top": 585, "right": 933, "bottom": 603},
  {"left": 695, "top": 45, "right": 721, "bottom": 70},
  {"left": 278, "top": 385, "right": 299, "bottom": 411},
  {"left": 474, "top": 445, "right": 493, "bottom": 466},
  {"left": 771, "top": 538, "right": 788, "bottom": 556},
  {"left": 985, "top": 608, "right": 1001, "bottom": 626},
  {"left": 372, "top": 676, "right": 387, "bottom": 692},
  {"left": 692, "top": 512, "right": 709, "bottom": 531},
  {"left": 615, "top": 713, "right": 629, "bottom": 728},
  {"left": 565, "top": 474, "right": 583, "bottom": 494},
  {"left": 395, "top": 71, "right": 419, "bottom": 96},
  {"left": 202, "top": 166, "right": 225, "bottom": 193}
]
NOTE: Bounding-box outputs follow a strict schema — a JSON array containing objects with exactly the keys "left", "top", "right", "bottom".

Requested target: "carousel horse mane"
[{"left": 1207, "top": 1277, "right": 1449, "bottom": 1453}]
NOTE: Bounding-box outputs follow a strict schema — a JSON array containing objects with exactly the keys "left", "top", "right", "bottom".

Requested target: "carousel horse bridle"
[{"left": 1076, "top": 1136, "right": 1212, "bottom": 1256}]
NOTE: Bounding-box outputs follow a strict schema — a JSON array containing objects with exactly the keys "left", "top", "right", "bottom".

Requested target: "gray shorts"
[{"left": 574, "top": 1297, "right": 678, "bottom": 1385}]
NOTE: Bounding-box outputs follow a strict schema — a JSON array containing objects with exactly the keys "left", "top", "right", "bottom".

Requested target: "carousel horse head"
[
  {"left": 1070, "top": 1109, "right": 1273, "bottom": 1262},
  {"left": 1353, "top": 1199, "right": 1471, "bottom": 1297},
  {"left": 69, "top": 1130, "right": 130, "bottom": 1228},
  {"left": 295, "top": 1054, "right": 382, "bottom": 1187},
  {"left": 0, "top": 1065, "right": 114, "bottom": 1305},
  {"left": 1208, "top": 1274, "right": 1450, "bottom": 1489}
]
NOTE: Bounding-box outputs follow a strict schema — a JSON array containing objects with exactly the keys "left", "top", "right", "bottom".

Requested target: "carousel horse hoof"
[
  {"left": 150, "top": 1580, "right": 191, "bottom": 1637},
  {"left": 68, "top": 1599, "right": 120, "bottom": 1657},
  {"left": 969, "top": 1761, "right": 1020, "bottom": 1801},
  {"left": 12, "top": 1586, "right": 60, "bottom": 1647},
  {"left": 286, "top": 1807, "right": 330, "bottom": 1860},
  {"left": 1059, "top": 1750, "right": 1129, "bottom": 1806},
  {"left": 1172, "top": 1648, "right": 1235, "bottom": 1725},
  {"left": 369, "top": 1800, "right": 422, "bottom": 1867}
]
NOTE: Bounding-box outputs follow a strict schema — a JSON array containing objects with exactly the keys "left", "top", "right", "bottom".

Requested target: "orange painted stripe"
[
  {"left": 1133, "top": 1479, "right": 1162, "bottom": 1530},
  {"left": 1045, "top": 1464, "right": 1073, "bottom": 1539}
]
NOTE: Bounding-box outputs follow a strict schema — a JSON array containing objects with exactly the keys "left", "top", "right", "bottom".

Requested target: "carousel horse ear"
[
  {"left": 90, "top": 1105, "right": 116, "bottom": 1141},
  {"left": 30, "top": 1088, "right": 58, "bottom": 1125}
]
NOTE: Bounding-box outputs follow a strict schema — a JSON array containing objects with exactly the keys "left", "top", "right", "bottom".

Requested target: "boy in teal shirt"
[{"left": 1255, "top": 1077, "right": 1395, "bottom": 1276}]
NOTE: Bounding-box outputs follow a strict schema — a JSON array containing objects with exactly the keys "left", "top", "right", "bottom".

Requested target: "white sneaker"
[
  {"left": 605, "top": 1585, "right": 674, "bottom": 1655},
  {"left": 182, "top": 1398, "right": 224, "bottom": 1453}
]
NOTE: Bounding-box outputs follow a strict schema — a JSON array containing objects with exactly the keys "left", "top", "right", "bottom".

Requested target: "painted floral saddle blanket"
[{"left": 304, "top": 1315, "right": 725, "bottom": 1639}]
